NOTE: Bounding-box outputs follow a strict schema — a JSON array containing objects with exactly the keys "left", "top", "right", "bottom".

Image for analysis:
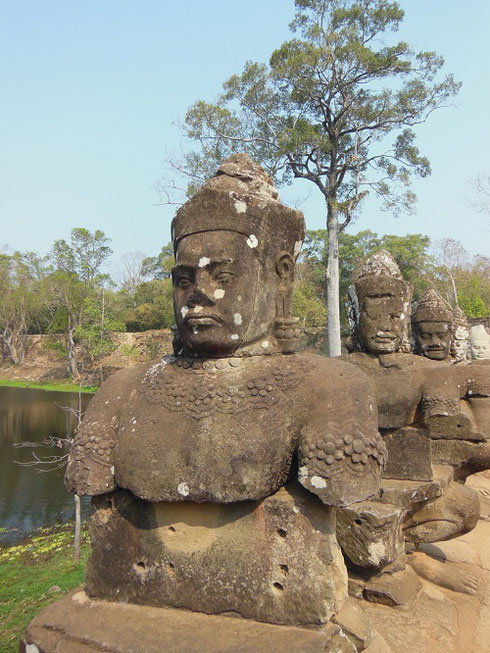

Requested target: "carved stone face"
[
  {"left": 413, "top": 321, "right": 452, "bottom": 360},
  {"left": 358, "top": 295, "right": 406, "bottom": 354},
  {"left": 172, "top": 231, "right": 277, "bottom": 356},
  {"left": 470, "top": 338, "right": 490, "bottom": 360}
]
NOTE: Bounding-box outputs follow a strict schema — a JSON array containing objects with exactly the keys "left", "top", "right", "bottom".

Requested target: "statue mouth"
[
  {"left": 373, "top": 334, "right": 395, "bottom": 342},
  {"left": 185, "top": 314, "right": 223, "bottom": 327}
]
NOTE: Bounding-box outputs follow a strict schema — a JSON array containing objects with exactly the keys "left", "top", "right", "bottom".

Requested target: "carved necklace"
[{"left": 140, "top": 354, "right": 309, "bottom": 419}]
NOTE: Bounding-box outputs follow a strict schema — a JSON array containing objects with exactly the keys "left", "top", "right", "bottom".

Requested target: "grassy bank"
[
  {"left": 0, "top": 379, "right": 97, "bottom": 394},
  {"left": 0, "top": 522, "right": 90, "bottom": 652}
]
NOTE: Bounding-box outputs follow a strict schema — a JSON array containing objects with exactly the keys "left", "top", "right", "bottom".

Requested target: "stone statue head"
[
  {"left": 170, "top": 154, "right": 306, "bottom": 357},
  {"left": 450, "top": 307, "right": 471, "bottom": 364},
  {"left": 348, "top": 250, "right": 412, "bottom": 354},
  {"left": 411, "top": 289, "right": 453, "bottom": 361},
  {"left": 469, "top": 324, "right": 490, "bottom": 360}
]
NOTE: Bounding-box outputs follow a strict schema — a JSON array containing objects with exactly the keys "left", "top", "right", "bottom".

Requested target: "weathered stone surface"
[
  {"left": 336, "top": 501, "right": 406, "bottom": 569},
  {"left": 86, "top": 482, "right": 347, "bottom": 626},
  {"left": 332, "top": 596, "right": 374, "bottom": 650},
  {"left": 363, "top": 567, "right": 422, "bottom": 608},
  {"left": 323, "top": 622, "right": 358, "bottom": 652},
  {"left": 363, "top": 630, "right": 392, "bottom": 652},
  {"left": 382, "top": 428, "right": 432, "bottom": 481},
  {"left": 403, "top": 481, "right": 480, "bottom": 545},
  {"left": 20, "top": 590, "right": 335, "bottom": 653},
  {"left": 424, "top": 399, "right": 481, "bottom": 440},
  {"left": 411, "top": 289, "right": 453, "bottom": 361},
  {"left": 376, "top": 465, "right": 452, "bottom": 506},
  {"left": 407, "top": 551, "right": 479, "bottom": 595},
  {"left": 431, "top": 438, "right": 490, "bottom": 480}
]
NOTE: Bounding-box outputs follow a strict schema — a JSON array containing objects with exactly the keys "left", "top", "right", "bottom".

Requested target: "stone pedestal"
[
  {"left": 86, "top": 482, "right": 346, "bottom": 627},
  {"left": 19, "top": 590, "right": 342, "bottom": 653}
]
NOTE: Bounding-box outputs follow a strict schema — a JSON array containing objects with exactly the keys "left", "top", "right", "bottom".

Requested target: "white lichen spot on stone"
[
  {"left": 110, "top": 466, "right": 115, "bottom": 474},
  {"left": 400, "top": 313, "right": 405, "bottom": 320},
  {"left": 234, "top": 200, "right": 247, "bottom": 214},
  {"left": 192, "top": 326, "right": 199, "bottom": 335},
  {"left": 194, "top": 305, "right": 203, "bottom": 313},
  {"left": 294, "top": 240, "right": 303, "bottom": 258},
  {"left": 298, "top": 465, "right": 308, "bottom": 481},
  {"left": 214, "top": 289, "right": 225, "bottom": 299},
  {"left": 233, "top": 313, "right": 242, "bottom": 325},
  {"left": 468, "top": 389, "right": 473, "bottom": 395},
  {"left": 247, "top": 234, "right": 258, "bottom": 248},
  {"left": 198, "top": 256, "right": 210, "bottom": 268},
  {"left": 237, "top": 295, "right": 242, "bottom": 301},
  {"left": 367, "top": 540, "right": 387, "bottom": 566},
  {"left": 231, "top": 334, "right": 239, "bottom": 340},
  {"left": 261, "top": 341, "right": 270, "bottom": 349},
  {"left": 71, "top": 591, "right": 89, "bottom": 605},
  {"left": 177, "top": 482, "right": 190, "bottom": 496},
  {"left": 26, "top": 645, "right": 39, "bottom": 653},
  {"left": 181, "top": 306, "right": 189, "bottom": 318},
  {"left": 292, "top": 505, "right": 299, "bottom": 514},
  {"left": 310, "top": 475, "right": 327, "bottom": 489}
]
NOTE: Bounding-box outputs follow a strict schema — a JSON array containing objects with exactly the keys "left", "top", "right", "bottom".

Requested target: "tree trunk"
[
  {"left": 67, "top": 322, "right": 79, "bottom": 381},
  {"left": 73, "top": 494, "right": 81, "bottom": 565},
  {"left": 324, "top": 201, "right": 342, "bottom": 357}
]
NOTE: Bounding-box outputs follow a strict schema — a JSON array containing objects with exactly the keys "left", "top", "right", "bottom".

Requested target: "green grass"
[
  {"left": 0, "top": 523, "right": 90, "bottom": 652},
  {"left": 0, "top": 379, "right": 97, "bottom": 394}
]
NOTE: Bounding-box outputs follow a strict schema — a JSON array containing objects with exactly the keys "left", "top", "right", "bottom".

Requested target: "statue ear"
[{"left": 275, "top": 252, "right": 295, "bottom": 284}]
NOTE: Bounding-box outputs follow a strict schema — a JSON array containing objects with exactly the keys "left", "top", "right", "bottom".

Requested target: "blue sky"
[{"left": 1, "top": 0, "right": 489, "bottom": 275}]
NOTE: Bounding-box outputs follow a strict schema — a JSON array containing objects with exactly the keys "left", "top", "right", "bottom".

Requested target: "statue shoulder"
[
  {"left": 297, "top": 352, "right": 376, "bottom": 397},
  {"left": 64, "top": 363, "right": 153, "bottom": 496}
]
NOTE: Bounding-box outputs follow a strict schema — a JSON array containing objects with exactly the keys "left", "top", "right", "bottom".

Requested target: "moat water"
[{"left": 0, "top": 386, "right": 93, "bottom": 545}]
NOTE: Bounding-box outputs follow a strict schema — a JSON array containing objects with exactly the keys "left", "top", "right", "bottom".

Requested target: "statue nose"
[{"left": 187, "top": 288, "right": 214, "bottom": 308}]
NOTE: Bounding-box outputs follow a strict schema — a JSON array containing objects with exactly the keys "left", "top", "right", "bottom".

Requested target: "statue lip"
[
  {"left": 185, "top": 314, "right": 223, "bottom": 326},
  {"left": 373, "top": 333, "right": 395, "bottom": 341}
]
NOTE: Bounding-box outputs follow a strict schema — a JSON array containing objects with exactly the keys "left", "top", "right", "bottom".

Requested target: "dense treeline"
[{"left": 1, "top": 228, "right": 488, "bottom": 375}]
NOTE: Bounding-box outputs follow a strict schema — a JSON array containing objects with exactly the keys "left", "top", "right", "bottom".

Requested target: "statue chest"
[{"left": 113, "top": 356, "right": 306, "bottom": 502}]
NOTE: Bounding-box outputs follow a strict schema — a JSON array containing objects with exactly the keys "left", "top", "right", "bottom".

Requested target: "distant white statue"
[{"left": 469, "top": 324, "right": 490, "bottom": 360}]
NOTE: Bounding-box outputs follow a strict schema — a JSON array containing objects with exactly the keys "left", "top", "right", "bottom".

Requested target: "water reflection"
[{"left": 0, "top": 386, "right": 93, "bottom": 545}]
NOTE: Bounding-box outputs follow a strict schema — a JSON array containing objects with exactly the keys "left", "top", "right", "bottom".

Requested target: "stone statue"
[
  {"left": 451, "top": 306, "right": 471, "bottom": 364},
  {"left": 340, "top": 251, "right": 484, "bottom": 595},
  {"left": 22, "top": 155, "right": 387, "bottom": 651},
  {"left": 411, "top": 289, "right": 453, "bottom": 361},
  {"left": 470, "top": 324, "right": 490, "bottom": 360}
]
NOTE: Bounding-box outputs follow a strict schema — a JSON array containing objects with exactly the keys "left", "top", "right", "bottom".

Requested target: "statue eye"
[
  {"left": 215, "top": 271, "right": 233, "bottom": 282},
  {"left": 176, "top": 276, "right": 193, "bottom": 289}
]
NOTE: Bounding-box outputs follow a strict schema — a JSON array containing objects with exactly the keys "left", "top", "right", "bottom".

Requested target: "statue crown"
[
  {"left": 171, "top": 154, "right": 305, "bottom": 260},
  {"left": 412, "top": 289, "right": 453, "bottom": 324}
]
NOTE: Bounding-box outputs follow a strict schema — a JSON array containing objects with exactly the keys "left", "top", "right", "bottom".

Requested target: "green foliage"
[
  {"left": 120, "top": 343, "right": 141, "bottom": 358},
  {"left": 51, "top": 228, "right": 112, "bottom": 285},
  {"left": 0, "top": 522, "right": 89, "bottom": 652},
  {"left": 141, "top": 243, "right": 174, "bottom": 280},
  {"left": 292, "top": 280, "right": 327, "bottom": 326},
  {"left": 0, "top": 379, "right": 97, "bottom": 393},
  {"left": 125, "top": 278, "right": 174, "bottom": 331},
  {"left": 125, "top": 303, "right": 163, "bottom": 331},
  {"left": 300, "top": 228, "right": 435, "bottom": 326},
  {"left": 42, "top": 336, "right": 68, "bottom": 357}
]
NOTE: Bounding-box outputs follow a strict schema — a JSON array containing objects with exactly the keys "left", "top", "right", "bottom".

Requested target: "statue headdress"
[
  {"left": 412, "top": 289, "right": 453, "bottom": 325},
  {"left": 171, "top": 154, "right": 306, "bottom": 263}
]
